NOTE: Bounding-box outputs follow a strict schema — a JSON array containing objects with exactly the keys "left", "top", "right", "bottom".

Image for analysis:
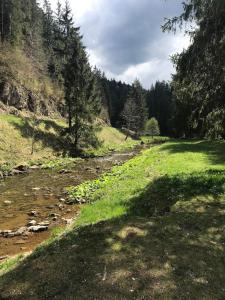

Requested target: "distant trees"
[
  {"left": 121, "top": 80, "right": 147, "bottom": 138},
  {"left": 145, "top": 118, "right": 160, "bottom": 138},
  {"left": 146, "top": 81, "right": 172, "bottom": 136}
]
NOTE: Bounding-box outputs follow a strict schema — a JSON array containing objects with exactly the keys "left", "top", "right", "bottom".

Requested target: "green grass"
[
  {"left": 0, "top": 114, "right": 65, "bottom": 170},
  {"left": 1, "top": 140, "right": 225, "bottom": 299},
  {"left": 87, "top": 125, "right": 139, "bottom": 156}
]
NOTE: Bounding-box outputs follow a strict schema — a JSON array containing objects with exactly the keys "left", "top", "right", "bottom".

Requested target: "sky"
[{"left": 43, "top": 0, "right": 190, "bottom": 89}]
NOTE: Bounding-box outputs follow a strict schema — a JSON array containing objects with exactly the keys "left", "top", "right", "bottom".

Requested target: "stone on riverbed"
[
  {"left": 14, "top": 164, "right": 28, "bottom": 172},
  {"left": 4, "top": 200, "right": 12, "bottom": 205},
  {"left": 27, "top": 220, "right": 37, "bottom": 226},
  {"left": 58, "top": 169, "right": 72, "bottom": 174},
  {"left": 29, "top": 165, "right": 40, "bottom": 170},
  {"left": 28, "top": 225, "right": 48, "bottom": 232},
  {"left": 0, "top": 256, "right": 9, "bottom": 261},
  {"left": 0, "top": 230, "right": 13, "bottom": 237},
  {"left": 38, "top": 221, "right": 50, "bottom": 226},
  {"left": 28, "top": 210, "right": 38, "bottom": 217},
  {"left": 15, "top": 227, "right": 28, "bottom": 236},
  {"left": 32, "top": 187, "right": 41, "bottom": 191},
  {"left": 46, "top": 205, "right": 55, "bottom": 209},
  {"left": 0, "top": 227, "right": 28, "bottom": 238},
  {"left": 62, "top": 218, "right": 73, "bottom": 225}
]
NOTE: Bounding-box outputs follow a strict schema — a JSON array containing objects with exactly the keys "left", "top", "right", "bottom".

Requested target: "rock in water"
[
  {"left": 28, "top": 210, "right": 38, "bottom": 217},
  {"left": 27, "top": 220, "right": 37, "bottom": 226},
  {"left": 4, "top": 200, "right": 12, "bottom": 205},
  {"left": 28, "top": 225, "right": 48, "bottom": 232},
  {"left": 14, "top": 164, "right": 28, "bottom": 172},
  {"left": 15, "top": 227, "right": 28, "bottom": 236}
]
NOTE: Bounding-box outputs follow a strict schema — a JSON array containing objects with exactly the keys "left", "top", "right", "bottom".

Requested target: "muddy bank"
[{"left": 0, "top": 147, "right": 143, "bottom": 258}]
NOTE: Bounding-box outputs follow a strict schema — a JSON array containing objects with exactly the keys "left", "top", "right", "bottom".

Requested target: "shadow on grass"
[
  {"left": 9, "top": 117, "right": 70, "bottom": 155},
  {"left": 161, "top": 140, "right": 225, "bottom": 165},
  {"left": 1, "top": 170, "right": 225, "bottom": 299}
]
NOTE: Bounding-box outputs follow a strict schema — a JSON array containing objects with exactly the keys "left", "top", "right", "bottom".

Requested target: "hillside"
[
  {"left": 0, "top": 46, "right": 65, "bottom": 117},
  {"left": 0, "top": 113, "right": 137, "bottom": 175}
]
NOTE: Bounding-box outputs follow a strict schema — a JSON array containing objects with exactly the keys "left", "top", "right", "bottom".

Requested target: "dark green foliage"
[
  {"left": 164, "top": 0, "right": 225, "bottom": 139},
  {"left": 146, "top": 81, "right": 172, "bottom": 136},
  {"left": 99, "top": 75, "right": 132, "bottom": 127},
  {"left": 64, "top": 38, "right": 101, "bottom": 151},
  {"left": 121, "top": 79, "right": 148, "bottom": 136}
]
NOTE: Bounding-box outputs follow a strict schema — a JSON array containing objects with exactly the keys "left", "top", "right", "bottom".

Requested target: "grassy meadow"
[{"left": 0, "top": 139, "right": 225, "bottom": 299}]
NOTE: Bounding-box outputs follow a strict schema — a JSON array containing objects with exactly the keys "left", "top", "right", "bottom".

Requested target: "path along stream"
[{"left": 0, "top": 147, "right": 142, "bottom": 258}]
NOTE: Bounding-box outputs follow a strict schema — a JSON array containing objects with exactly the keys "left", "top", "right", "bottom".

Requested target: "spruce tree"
[
  {"left": 122, "top": 79, "right": 147, "bottom": 137},
  {"left": 64, "top": 39, "right": 101, "bottom": 152}
]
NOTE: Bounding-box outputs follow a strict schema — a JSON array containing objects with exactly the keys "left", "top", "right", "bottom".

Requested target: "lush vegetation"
[
  {"left": 163, "top": 0, "right": 225, "bottom": 139},
  {"left": 1, "top": 140, "right": 225, "bottom": 298}
]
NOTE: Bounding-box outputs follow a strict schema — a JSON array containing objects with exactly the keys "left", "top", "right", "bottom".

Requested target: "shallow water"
[{"left": 0, "top": 148, "right": 140, "bottom": 257}]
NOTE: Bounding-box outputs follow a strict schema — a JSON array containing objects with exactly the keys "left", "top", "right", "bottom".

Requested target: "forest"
[{"left": 0, "top": 0, "right": 225, "bottom": 299}]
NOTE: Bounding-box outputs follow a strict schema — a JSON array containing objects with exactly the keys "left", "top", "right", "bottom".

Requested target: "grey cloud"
[{"left": 79, "top": 0, "right": 184, "bottom": 73}]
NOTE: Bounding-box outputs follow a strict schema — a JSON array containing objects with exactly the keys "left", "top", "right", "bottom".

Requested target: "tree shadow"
[
  {"left": 1, "top": 170, "right": 225, "bottom": 299},
  {"left": 8, "top": 117, "right": 70, "bottom": 155},
  {"left": 161, "top": 140, "right": 225, "bottom": 165}
]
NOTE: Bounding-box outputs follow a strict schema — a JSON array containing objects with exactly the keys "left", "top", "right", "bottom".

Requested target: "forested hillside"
[{"left": 0, "top": 0, "right": 174, "bottom": 140}]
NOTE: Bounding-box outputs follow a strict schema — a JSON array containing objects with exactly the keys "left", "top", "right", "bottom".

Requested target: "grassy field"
[
  {"left": 0, "top": 139, "right": 225, "bottom": 299},
  {"left": 0, "top": 114, "right": 138, "bottom": 174}
]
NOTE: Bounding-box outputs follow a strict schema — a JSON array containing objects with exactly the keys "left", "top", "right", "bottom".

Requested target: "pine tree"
[
  {"left": 122, "top": 79, "right": 147, "bottom": 138},
  {"left": 64, "top": 39, "right": 101, "bottom": 152}
]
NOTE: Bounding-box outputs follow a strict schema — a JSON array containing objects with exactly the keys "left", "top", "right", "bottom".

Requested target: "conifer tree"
[
  {"left": 64, "top": 39, "right": 101, "bottom": 152},
  {"left": 122, "top": 79, "right": 147, "bottom": 137}
]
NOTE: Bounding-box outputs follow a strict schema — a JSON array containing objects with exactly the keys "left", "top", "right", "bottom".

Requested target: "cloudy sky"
[{"left": 44, "top": 0, "right": 190, "bottom": 89}]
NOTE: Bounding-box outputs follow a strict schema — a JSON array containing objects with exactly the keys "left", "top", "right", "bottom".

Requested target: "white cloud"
[{"left": 45, "top": 0, "right": 190, "bottom": 88}]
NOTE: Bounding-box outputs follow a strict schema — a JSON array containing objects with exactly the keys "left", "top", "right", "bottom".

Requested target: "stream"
[{"left": 0, "top": 147, "right": 142, "bottom": 258}]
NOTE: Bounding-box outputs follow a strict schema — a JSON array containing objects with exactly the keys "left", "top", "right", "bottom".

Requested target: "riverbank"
[
  {"left": 0, "top": 113, "right": 139, "bottom": 177},
  {"left": 1, "top": 140, "right": 225, "bottom": 299}
]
